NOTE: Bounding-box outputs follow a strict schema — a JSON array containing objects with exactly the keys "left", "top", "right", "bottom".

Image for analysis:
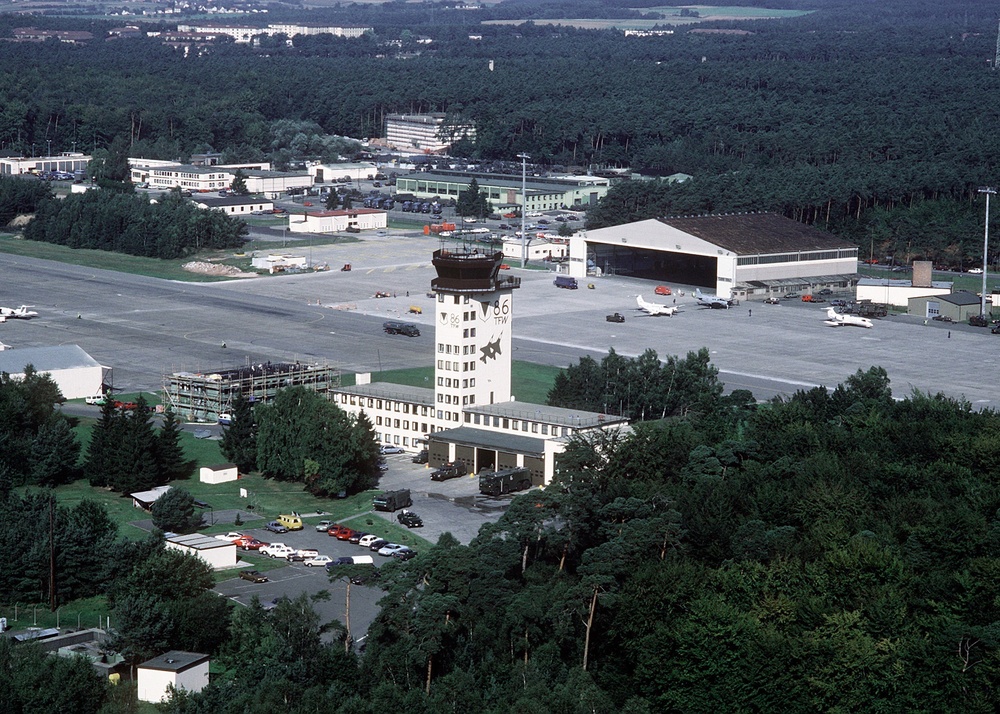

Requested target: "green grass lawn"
[
  {"left": 0, "top": 233, "right": 255, "bottom": 281},
  {"left": 372, "top": 360, "right": 561, "bottom": 404}
]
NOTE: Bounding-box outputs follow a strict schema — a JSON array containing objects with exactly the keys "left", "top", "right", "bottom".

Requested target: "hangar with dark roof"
[{"left": 568, "top": 213, "right": 859, "bottom": 300}]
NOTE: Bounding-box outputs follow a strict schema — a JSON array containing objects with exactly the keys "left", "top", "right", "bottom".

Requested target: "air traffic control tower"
[{"left": 430, "top": 249, "right": 520, "bottom": 424}]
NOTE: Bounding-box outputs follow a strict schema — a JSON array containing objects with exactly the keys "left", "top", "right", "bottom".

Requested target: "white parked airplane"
[
  {"left": 0, "top": 305, "right": 38, "bottom": 319},
  {"left": 693, "top": 289, "right": 733, "bottom": 309},
  {"left": 823, "top": 307, "right": 873, "bottom": 329},
  {"left": 636, "top": 295, "right": 679, "bottom": 316}
]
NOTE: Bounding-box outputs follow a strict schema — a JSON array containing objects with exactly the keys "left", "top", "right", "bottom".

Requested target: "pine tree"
[
  {"left": 220, "top": 394, "right": 257, "bottom": 472},
  {"left": 157, "top": 409, "right": 191, "bottom": 482},
  {"left": 86, "top": 399, "right": 122, "bottom": 487},
  {"left": 30, "top": 417, "right": 81, "bottom": 487},
  {"left": 150, "top": 487, "right": 198, "bottom": 533},
  {"left": 230, "top": 169, "right": 249, "bottom": 196}
]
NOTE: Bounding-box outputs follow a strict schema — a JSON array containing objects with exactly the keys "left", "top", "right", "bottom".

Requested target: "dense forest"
[
  {"left": 10, "top": 364, "right": 999, "bottom": 713},
  {"left": 0, "top": 0, "right": 999, "bottom": 262}
]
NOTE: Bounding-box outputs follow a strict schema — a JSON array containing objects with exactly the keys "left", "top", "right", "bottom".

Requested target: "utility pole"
[
  {"left": 978, "top": 187, "right": 995, "bottom": 319},
  {"left": 517, "top": 153, "right": 530, "bottom": 268}
]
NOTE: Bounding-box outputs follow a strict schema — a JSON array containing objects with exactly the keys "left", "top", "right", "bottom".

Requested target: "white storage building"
[
  {"left": 199, "top": 463, "right": 239, "bottom": 484},
  {"left": 0, "top": 345, "right": 106, "bottom": 400},
  {"left": 164, "top": 533, "right": 237, "bottom": 570},
  {"left": 288, "top": 208, "right": 387, "bottom": 234},
  {"left": 137, "top": 651, "right": 210, "bottom": 703}
]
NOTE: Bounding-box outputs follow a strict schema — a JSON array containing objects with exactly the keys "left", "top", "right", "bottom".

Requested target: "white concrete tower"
[{"left": 430, "top": 249, "right": 520, "bottom": 426}]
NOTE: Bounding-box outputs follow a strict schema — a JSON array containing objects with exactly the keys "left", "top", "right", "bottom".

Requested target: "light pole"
[
  {"left": 979, "top": 186, "right": 995, "bottom": 319},
  {"left": 517, "top": 153, "right": 530, "bottom": 268}
]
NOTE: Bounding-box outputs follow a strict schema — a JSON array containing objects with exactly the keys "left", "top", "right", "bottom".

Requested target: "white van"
[{"left": 350, "top": 555, "right": 374, "bottom": 566}]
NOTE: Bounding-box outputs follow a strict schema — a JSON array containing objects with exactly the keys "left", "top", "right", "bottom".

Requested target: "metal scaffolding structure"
[{"left": 162, "top": 360, "right": 341, "bottom": 423}]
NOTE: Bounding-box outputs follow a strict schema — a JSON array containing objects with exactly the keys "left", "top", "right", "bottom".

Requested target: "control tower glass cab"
[{"left": 431, "top": 250, "right": 520, "bottom": 417}]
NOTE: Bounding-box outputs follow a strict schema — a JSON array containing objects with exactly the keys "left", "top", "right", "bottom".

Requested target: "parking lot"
[{"left": 211, "top": 451, "right": 508, "bottom": 643}]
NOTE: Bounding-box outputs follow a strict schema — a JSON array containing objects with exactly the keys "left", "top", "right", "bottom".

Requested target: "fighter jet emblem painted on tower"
[{"left": 479, "top": 338, "right": 502, "bottom": 363}]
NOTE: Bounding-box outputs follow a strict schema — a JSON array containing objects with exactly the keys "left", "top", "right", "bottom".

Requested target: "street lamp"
[
  {"left": 517, "top": 153, "right": 529, "bottom": 268},
  {"left": 978, "top": 186, "right": 995, "bottom": 318}
]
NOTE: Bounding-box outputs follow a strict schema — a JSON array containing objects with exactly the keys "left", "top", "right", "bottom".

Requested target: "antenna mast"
[{"left": 994, "top": 18, "right": 1000, "bottom": 69}]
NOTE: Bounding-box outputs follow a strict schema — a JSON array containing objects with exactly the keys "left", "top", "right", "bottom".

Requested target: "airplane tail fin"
[
  {"left": 694, "top": 289, "right": 703, "bottom": 298},
  {"left": 825, "top": 307, "right": 837, "bottom": 318}
]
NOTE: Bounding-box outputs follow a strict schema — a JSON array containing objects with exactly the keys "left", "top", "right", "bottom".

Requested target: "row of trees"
[
  {"left": 86, "top": 397, "right": 192, "bottom": 494},
  {"left": 547, "top": 346, "right": 725, "bottom": 420},
  {"left": 22, "top": 188, "right": 247, "bottom": 259},
  {"left": 221, "top": 388, "right": 381, "bottom": 497}
]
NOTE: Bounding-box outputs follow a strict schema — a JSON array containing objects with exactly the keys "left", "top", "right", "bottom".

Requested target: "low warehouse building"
[
  {"left": 288, "top": 208, "right": 387, "bottom": 234},
  {"left": 909, "top": 291, "right": 985, "bottom": 322},
  {"left": 0, "top": 345, "right": 107, "bottom": 400},
  {"left": 164, "top": 533, "right": 236, "bottom": 570}
]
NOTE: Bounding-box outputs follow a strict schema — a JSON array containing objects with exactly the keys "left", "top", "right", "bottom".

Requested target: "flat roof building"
[
  {"left": 163, "top": 361, "right": 340, "bottom": 423},
  {"left": 395, "top": 170, "right": 609, "bottom": 212},
  {"left": 385, "top": 113, "right": 476, "bottom": 154}
]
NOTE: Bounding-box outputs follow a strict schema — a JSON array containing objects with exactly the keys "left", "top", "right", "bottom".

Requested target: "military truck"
[
  {"left": 373, "top": 488, "right": 412, "bottom": 512},
  {"left": 479, "top": 467, "right": 532, "bottom": 497},
  {"left": 383, "top": 321, "right": 420, "bottom": 337},
  {"left": 430, "top": 461, "right": 464, "bottom": 481}
]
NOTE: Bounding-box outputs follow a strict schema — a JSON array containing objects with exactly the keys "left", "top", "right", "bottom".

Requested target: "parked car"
[
  {"left": 378, "top": 543, "right": 406, "bottom": 557},
  {"left": 358, "top": 534, "right": 383, "bottom": 548},
  {"left": 261, "top": 543, "right": 295, "bottom": 559},
  {"left": 85, "top": 395, "right": 107, "bottom": 405},
  {"left": 369, "top": 539, "right": 390, "bottom": 552},
  {"left": 398, "top": 511, "right": 423, "bottom": 528},
  {"left": 605, "top": 313, "right": 625, "bottom": 323},
  {"left": 215, "top": 532, "right": 244, "bottom": 542},
  {"left": 349, "top": 531, "right": 368, "bottom": 544},
  {"left": 392, "top": 547, "right": 417, "bottom": 561},
  {"left": 380, "top": 445, "right": 405, "bottom": 455},
  {"left": 654, "top": 285, "right": 672, "bottom": 296},
  {"left": 315, "top": 520, "right": 333, "bottom": 532},
  {"left": 335, "top": 527, "right": 357, "bottom": 541},
  {"left": 327, "top": 524, "right": 351, "bottom": 538},
  {"left": 304, "top": 555, "right": 334, "bottom": 568},
  {"left": 287, "top": 549, "right": 319, "bottom": 562},
  {"left": 969, "top": 267, "right": 984, "bottom": 274},
  {"left": 818, "top": 288, "right": 834, "bottom": 296},
  {"left": 239, "top": 570, "right": 269, "bottom": 583},
  {"left": 412, "top": 449, "right": 429, "bottom": 464},
  {"left": 932, "top": 315, "right": 953, "bottom": 322},
  {"left": 764, "top": 297, "right": 780, "bottom": 305},
  {"left": 240, "top": 538, "right": 268, "bottom": 551},
  {"left": 265, "top": 521, "right": 288, "bottom": 534}
]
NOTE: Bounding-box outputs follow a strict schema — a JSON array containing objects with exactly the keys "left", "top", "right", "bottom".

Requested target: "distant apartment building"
[
  {"left": 174, "top": 23, "right": 371, "bottom": 43},
  {"left": 128, "top": 159, "right": 311, "bottom": 198},
  {"left": 384, "top": 113, "right": 476, "bottom": 153}
]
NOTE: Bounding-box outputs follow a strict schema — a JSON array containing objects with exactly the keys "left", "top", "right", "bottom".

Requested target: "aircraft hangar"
[{"left": 568, "top": 212, "right": 859, "bottom": 300}]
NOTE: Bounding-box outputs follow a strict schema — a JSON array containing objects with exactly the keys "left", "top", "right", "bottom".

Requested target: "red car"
[
  {"left": 240, "top": 538, "right": 268, "bottom": 551},
  {"left": 335, "top": 527, "right": 357, "bottom": 541},
  {"left": 327, "top": 524, "right": 351, "bottom": 538},
  {"left": 654, "top": 285, "right": 672, "bottom": 296}
]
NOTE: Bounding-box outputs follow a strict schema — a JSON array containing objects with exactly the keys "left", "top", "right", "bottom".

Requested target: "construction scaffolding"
[{"left": 162, "top": 360, "right": 341, "bottom": 423}]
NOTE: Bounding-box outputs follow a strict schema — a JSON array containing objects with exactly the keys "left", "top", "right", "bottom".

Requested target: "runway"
[{"left": 0, "top": 240, "right": 994, "bottom": 409}]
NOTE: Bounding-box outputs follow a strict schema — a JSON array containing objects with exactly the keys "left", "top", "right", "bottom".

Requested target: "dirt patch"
[{"left": 182, "top": 261, "right": 258, "bottom": 278}]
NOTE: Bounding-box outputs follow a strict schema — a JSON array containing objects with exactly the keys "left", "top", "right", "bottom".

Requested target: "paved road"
[{"left": 1, "top": 240, "right": 994, "bottom": 407}]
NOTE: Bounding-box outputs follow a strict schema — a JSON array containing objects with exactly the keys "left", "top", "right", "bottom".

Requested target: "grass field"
[{"left": 372, "top": 360, "right": 562, "bottom": 404}]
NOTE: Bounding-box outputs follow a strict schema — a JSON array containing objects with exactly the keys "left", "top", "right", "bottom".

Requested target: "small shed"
[
  {"left": 137, "top": 650, "right": 209, "bottom": 703},
  {"left": 199, "top": 463, "right": 238, "bottom": 484},
  {"left": 164, "top": 533, "right": 236, "bottom": 570},
  {"left": 131, "top": 485, "right": 171, "bottom": 511}
]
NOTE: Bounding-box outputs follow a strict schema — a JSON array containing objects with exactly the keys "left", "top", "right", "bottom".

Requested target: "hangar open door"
[{"left": 588, "top": 243, "right": 717, "bottom": 288}]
